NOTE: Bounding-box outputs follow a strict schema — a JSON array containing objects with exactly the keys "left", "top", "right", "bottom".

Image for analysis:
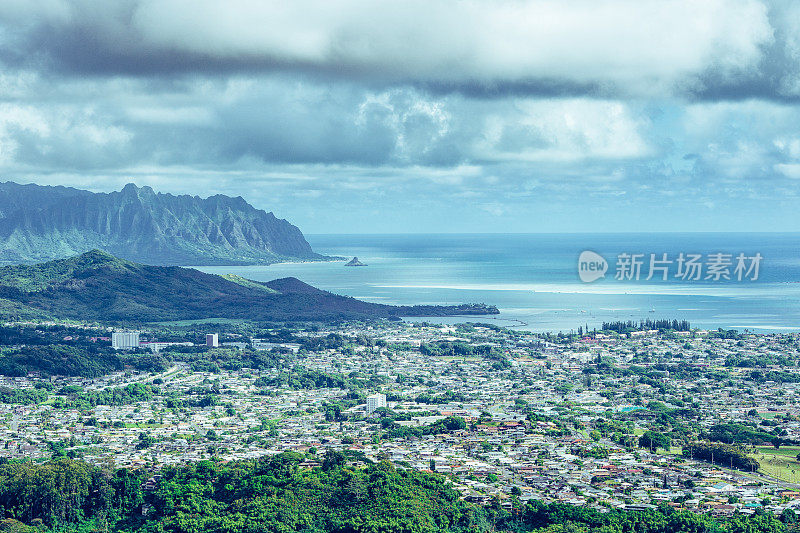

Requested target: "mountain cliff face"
[{"left": 0, "top": 182, "right": 321, "bottom": 265}]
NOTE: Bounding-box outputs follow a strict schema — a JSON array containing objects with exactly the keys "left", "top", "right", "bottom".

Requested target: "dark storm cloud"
[
  {"left": 1, "top": 0, "right": 796, "bottom": 101},
  {"left": 1, "top": 1, "right": 800, "bottom": 232},
  {"left": 420, "top": 79, "right": 605, "bottom": 101}
]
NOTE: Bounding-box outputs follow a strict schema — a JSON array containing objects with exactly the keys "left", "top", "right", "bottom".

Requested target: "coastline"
[{"left": 196, "top": 232, "right": 800, "bottom": 334}]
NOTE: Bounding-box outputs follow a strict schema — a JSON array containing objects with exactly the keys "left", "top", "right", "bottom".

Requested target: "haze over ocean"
[{"left": 198, "top": 233, "right": 800, "bottom": 333}]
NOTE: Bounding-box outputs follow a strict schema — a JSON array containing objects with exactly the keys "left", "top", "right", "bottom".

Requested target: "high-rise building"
[
  {"left": 366, "top": 393, "right": 386, "bottom": 414},
  {"left": 206, "top": 333, "right": 219, "bottom": 347},
  {"left": 112, "top": 331, "right": 140, "bottom": 350}
]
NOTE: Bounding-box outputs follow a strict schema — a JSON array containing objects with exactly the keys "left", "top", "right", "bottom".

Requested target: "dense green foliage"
[
  {"left": 0, "top": 344, "right": 168, "bottom": 378},
  {"left": 0, "top": 458, "right": 143, "bottom": 527},
  {"left": 145, "top": 454, "right": 470, "bottom": 533},
  {"left": 747, "top": 370, "right": 800, "bottom": 384},
  {"left": 0, "top": 324, "right": 110, "bottom": 346},
  {"left": 639, "top": 430, "right": 671, "bottom": 451},
  {"left": 601, "top": 320, "right": 691, "bottom": 333},
  {"left": 420, "top": 341, "right": 497, "bottom": 357},
  {"left": 0, "top": 345, "right": 123, "bottom": 377},
  {"left": 58, "top": 383, "right": 159, "bottom": 408},
  {"left": 0, "top": 251, "right": 497, "bottom": 323},
  {"left": 0, "top": 456, "right": 790, "bottom": 533},
  {"left": 382, "top": 415, "right": 468, "bottom": 439},
  {"left": 0, "top": 387, "right": 49, "bottom": 405},
  {"left": 518, "top": 500, "right": 783, "bottom": 533},
  {"left": 177, "top": 347, "right": 285, "bottom": 373},
  {"left": 420, "top": 341, "right": 510, "bottom": 370},
  {"left": 704, "top": 423, "right": 789, "bottom": 446},
  {"left": 683, "top": 442, "right": 760, "bottom": 471},
  {"left": 725, "top": 353, "right": 796, "bottom": 368}
]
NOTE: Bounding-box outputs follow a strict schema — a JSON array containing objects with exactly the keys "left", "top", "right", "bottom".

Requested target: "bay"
[{"left": 196, "top": 233, "right": 800, "bottom": 333}]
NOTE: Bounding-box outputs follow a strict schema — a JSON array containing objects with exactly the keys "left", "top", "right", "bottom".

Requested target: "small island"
[{"left": 345, "top": 256, "right": 367, "bottom": 266}]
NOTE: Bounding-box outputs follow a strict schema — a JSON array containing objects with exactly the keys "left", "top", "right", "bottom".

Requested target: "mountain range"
[
  {"left": 0, "top": 181, "right": 321, "bottom": 265},
  {"left": 0, "top": 250, "right": 499, "bottom": 323}
]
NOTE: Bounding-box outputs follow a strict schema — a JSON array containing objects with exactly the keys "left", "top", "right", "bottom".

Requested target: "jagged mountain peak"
[{"left": 0, "top": 182, "right": 321, "bottom": 265}]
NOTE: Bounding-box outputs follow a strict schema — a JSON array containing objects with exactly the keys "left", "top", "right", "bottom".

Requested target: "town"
[{"left": 1, "top": 319, "right": 800, "bottom": 518}]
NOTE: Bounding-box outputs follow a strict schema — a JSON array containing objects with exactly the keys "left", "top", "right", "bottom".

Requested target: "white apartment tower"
[
  {"left": 366, "top": 393, "right": 387, "bottom": 414},
  {"left": 206, "top": 333, "right": 219, "bottom": 347},
  {"left": 112, "top": 331, "right": 140, "bottom": 350}
]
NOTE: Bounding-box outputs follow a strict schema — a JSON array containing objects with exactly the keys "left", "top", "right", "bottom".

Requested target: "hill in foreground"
[
  {"left": 0, "top": 250, "right": 498, "bottom": 323},
  {"left": 0, "top": 181, "right": 323, "bottom": 265}
]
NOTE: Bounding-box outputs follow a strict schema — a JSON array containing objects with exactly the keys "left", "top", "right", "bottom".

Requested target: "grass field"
[
  {"left": 752, "top": 446, "right": 800, "bottom": 483},
  {"left": 667, "top": 445, "right": 683, "bottom": 456},
  {"left": 755, "top": 445, "right": 800, "bottom": 456}
]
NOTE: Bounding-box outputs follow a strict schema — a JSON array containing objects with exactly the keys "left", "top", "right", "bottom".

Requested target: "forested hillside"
[{"left": 0, "top": 455, "right": 788, "bottom": 533}]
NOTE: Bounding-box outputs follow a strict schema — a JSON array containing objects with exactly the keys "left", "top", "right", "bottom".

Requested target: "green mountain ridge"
[
  {"left": 0, "top": 251, "right": 499, "bottom": 323},
  {"left": 0, "top": 181, "right": 323, "bottom": 265}
]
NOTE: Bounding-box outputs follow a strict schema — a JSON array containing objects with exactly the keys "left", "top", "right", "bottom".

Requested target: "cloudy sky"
[{"left": 1, "top": 0, "right": 799, "bottom": 233}]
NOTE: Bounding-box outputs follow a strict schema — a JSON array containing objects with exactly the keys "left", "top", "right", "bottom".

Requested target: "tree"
[
  {"left": 639, "top": 431, "right": 670, "bottom": 451},
  {"left": 136, "top": 433, "right": 155, "bottom": 449},
  {"left": 322, "top": 449, "right": 346, "bottom": 470}
]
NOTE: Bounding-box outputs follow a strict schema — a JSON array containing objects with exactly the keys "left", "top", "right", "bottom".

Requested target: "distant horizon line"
[{"left": 306, "top": 231, "right": 800, "bottom": 236}]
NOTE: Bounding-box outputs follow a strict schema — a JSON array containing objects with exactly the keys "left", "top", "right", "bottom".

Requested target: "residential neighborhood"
[{"left": 2, "top": 320, "right": 800, "bottom": 517}]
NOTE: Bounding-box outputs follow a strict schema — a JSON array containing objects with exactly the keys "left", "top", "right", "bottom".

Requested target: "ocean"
[{"left": 196, "top": 233, "right": 800, "bottom": 333}]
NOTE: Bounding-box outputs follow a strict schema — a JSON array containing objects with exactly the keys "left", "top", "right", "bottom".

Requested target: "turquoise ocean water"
[{"left": 197, "top": 233, "right": 800, "bottom": 333}]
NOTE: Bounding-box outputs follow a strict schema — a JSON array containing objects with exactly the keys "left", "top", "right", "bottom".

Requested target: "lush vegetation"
[
  {"left": 56, "top": 383, "right": 159, "bottom": 408},
  {"left": 0, "top": 387, "right": 49, "bottom": 405},
  {"left": 0, "top": 345, "right": 123, "bottom": 377},
  {"left": 638, "top": 430, "right": 671, "bottom": 451},
  {"left": 0, "top": 457, "right": 142, "bottom": 528},
  {"left": 601, "top": 320, "right": 692, "bottom": 333},
  {"left": 0, "top": 250, "right": 497, "bottom": 323},
  {"left": 0, "top": 344, "right": 169, "bottom": 378},
  {"left": 683, "top": 442, "right": 760, "bottom": 471},
  {"left": 704, "top": 423, "right": 791, "bottom": 447},
  {"left": 261, "top": 367, "right": 388, "bottom": 390},
  {"left": 0, "top": 455, "right": 790, "bottom": 533},
  {"left": 421, "top": 341, "right": 497, "bottom": 357}
]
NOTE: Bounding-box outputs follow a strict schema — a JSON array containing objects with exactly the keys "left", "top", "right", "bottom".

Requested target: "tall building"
[
  {"left": 112, "top": 331, "right": 140, "bottom": 350},
  {"left": 206, "top": 333, "right": 219, "bottom": 347},
  {"left": 366, "top": 393, "right": 387, "bottom": 414}
]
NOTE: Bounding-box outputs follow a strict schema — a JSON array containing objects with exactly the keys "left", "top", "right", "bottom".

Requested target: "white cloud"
[
  {"left": 769, "top": 1, "right": 800, "bottom": 96},
  {"left": 0, "top": 104, "right": 51, "bottom": 164},
  {"left": 135, "top": 0, "right": 772, "bottom": 88},
  {"left": 774, "top": 137, "right": 800, "bottom": 159},
  {"left": 775, "top": 163, "right": 800, "bottom": 179},
  {"left": 0, "top": 0, "right": 775, "bottom": 97},
  {"left": 0, "top": 103, "right": 132, "bottom": 168},
  {"left": 475, "top": 98, "right": 651, "bottom": 162}
]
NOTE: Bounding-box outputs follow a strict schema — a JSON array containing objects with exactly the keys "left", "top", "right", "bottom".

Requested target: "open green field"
[
  {"left": 667, "top": 445, "right": 683, "bottom": 456},
  {"left": 755, "top": 445, "right": 800, "bottom": 457},
  {"left": 752, "top": 446, "right": 800, "bottom": 483}
]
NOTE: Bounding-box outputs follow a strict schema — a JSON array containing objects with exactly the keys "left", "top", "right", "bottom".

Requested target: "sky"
[{"left": 1, "top": 0, "right": 800, "bottom": 233}]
